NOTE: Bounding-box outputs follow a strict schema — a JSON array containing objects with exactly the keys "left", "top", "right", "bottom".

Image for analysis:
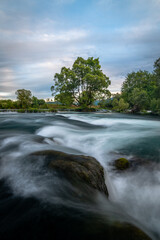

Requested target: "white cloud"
[{"left": 38, "top": 29, "right": 88, "bottom": 42}]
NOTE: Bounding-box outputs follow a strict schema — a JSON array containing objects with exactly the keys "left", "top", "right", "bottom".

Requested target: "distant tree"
[
  {"left": 153, "top": 58, "right": 160, "bottom": 98},
  {"left": 112, "top": 98, "right": 129, "bottom": 112},
  {"left": 15, "top": 89, "right": 32, "bottom": 108},
  {"left": 150, "top": 98, "right": 160, "bottom": 113},
  {"left": 37, "top": 99, "right": 45, "bottom": 106},
  {"left": 51, "top": 57, "right": 111, "bottom": 108},
  {"left": 121, "top": 70, "right": 156, "bottom": 112},
  {"left": 32, "top": 96, "right": 46, "bottom": 108},
  {"left": 129, "top": 88, "right": 149, "bottom": 112},
  {"left": 122, "top": 70, "right": 156, "bottom": 102},
  {"left": 112, "top": 93, "right": 121, "bottom": 101},
  {"left": 154, "top": 58, "right": 160, "bottom": 77},
  {"left": 118, "top": 98, "right": 129, "bottom": 112},
  {"left": 112, "top": 98, "right": 119, "bottom": 109},
  {"left": 37, "top": 99, "right": 47, "bottom": 109},
  {"left": 32, "top": 96, "right": 39, "bottom": 108},
  {"left": 0, "top": 100, "right": 13, "bottom": 109}
]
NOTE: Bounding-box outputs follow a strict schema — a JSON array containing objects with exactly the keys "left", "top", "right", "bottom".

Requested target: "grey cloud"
[
  {"left": 0, "top": 0, "right": 160, "bottom": 99},
  {"left": 0, "top": 27, "right": 91, "bottom": 98}
]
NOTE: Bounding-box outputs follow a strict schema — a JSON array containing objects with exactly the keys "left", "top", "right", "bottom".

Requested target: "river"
[{"left": 0, "top": 112, "right": 160, "bottom": 239}]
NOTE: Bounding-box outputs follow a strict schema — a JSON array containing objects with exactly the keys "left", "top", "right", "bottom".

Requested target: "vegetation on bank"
[
  {"left": 0, "top": 89, "right": 47, "bottom": 110},
  {"left": 99, "top": 58, "right": 160, "bottom": 114},
  {"left": 1, "top": 57, "right": 160, "bottom": 114},
  {"left": 50, "top": 56, "right": 160, "bottom": 114},
  {"left": 0, "top": 89, "right": 55, "bottom": 112}
]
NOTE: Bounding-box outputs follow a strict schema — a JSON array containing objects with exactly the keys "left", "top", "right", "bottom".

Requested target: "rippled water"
[{"left": 0, "top": 112, "right": 160, "bottom": 239}]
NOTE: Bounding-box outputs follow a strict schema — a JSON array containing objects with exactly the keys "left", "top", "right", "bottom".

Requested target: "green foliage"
[
  {"left": 17, "top": 109, "right": 26, "bottom": 113},
  {"left": 32, "top": 96, "right": 39, "bottom": 108},
  {"left": 129, "top": 88, "right": 149, "bottom": 112},
  {"left": 112, "top": 98, "right": 129, "bottom": 112},
  {"left": 113, "top": 93, "right": 121, "bottom": 101},
  {"left": 37, "top": 99, "right": 45, "bottom": 106},
  {"left": 99, "top": 98, "right": 113, "bottom": 108},
  {"left": 0, "top": 99, "right": 18, "bottom": 109},
  {"left": 121, "top": 69, "right": 157, "bottom": 112},
  {"left": 153, "top": 58, "right": 160, "bottom": 98},
  {"left": 150, "top": 98, "right": 160, "bottom": 113},
  {"left": 0, "top": 90, "right": 49, "bottom": 111},
  {"left": 112, "top": 98, "right": 119, "bottom": 109},
  {"left": 122, "top": 71, "right": 156, "bottom": 101},
  {"left": 51, "top": 57, "right": 111, "bottom": 107},
  {"left": 154, "top": 58, "right": 160, "bottom": 78},
  {"left": 118, "top": 99, "right": 129, "bottom": 111},
  {"left": 15, "top": 89, "right": 32, "bottom": 108},
  {"left": 55, "top": 92, "right": 74, "bottom": 106}
]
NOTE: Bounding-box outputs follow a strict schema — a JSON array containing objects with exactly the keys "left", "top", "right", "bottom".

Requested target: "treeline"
[
  {"left": 0, "top": 89, "right": 50, "bottom": 111},
  {"left": 1, "top": 57, "right": 160, "bottom": 114},
  {"left": 99, "top": 58, "right": 160, "bottom": 114}
]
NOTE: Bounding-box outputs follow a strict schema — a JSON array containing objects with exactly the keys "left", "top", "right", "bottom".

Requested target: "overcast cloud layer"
[{"left": 0, "top": 0, "right": 160, "bottom": 99}]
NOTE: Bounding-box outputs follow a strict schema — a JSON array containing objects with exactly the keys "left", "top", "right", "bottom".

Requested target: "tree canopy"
[
  {"left": 15, "top": 89, "right": 47, "bottom": 109},
  {"left": 51, "top": 57, "right": 111, "bottom": 107},
  {"left": 121, "top": 69, "right": 157, "bottom": 112},
  {"left": 15, "top": 89, "right": 32, "bottom": 108}
]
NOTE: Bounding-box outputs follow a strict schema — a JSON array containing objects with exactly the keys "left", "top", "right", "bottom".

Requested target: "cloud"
[
  {"left": 0, "top": 17, "right": 90, "bottom": 98},
  {"left": 0, "top": 0, "right": 160, "bottom": 99},
  {"left": 0, "top": 68, "right": 17, "bottom": 99}
]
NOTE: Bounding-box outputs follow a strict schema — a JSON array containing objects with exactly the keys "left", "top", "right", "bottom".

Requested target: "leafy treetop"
[
  {"left": 15, "top": 89, "right": 32, "bottom": 108},
  {"left": 51, "top": 57, "right": 111, "bottom": 107}
]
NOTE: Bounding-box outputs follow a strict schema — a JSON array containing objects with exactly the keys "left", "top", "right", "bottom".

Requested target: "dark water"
[{"left": 0, "top": 112, "right": 160, "bottom": 240}]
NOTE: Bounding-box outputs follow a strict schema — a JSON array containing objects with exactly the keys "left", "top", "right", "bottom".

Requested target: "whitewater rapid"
[{"left": 0, "top": 112, "right": 160, "bottom": 239}]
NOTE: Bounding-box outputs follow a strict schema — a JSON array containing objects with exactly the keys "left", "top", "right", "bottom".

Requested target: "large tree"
[
  {"left": 51, "top": 57, "right": 111, "bottom": 107},
  {"left": 15, "top": 89, "right": 32, "bottom": 108}
]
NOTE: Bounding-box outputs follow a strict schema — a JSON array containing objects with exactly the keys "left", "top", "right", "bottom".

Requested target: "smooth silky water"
[{"left": 0, "top": 112, "right": 160, "bottom": 239}]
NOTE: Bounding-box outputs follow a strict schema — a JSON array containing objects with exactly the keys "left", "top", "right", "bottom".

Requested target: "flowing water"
[{"left": 0, "top": 112, "right": 160, "bottom": 239}]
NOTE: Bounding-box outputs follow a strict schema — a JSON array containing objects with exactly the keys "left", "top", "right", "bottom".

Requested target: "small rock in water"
[{"left": 114, "top": 158, "right": 130, "bottom": 170}]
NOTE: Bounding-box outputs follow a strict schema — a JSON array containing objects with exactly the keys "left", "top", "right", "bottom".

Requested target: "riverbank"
[{"left": 1, "top": 107, "right": 160, "bottom": 117}]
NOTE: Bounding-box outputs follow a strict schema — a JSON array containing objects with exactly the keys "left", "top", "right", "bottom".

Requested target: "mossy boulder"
[
  {"left": 114, "top": 158, "right": 130, "bottom": 170},
  {"left": 114, "top": 157, "right": 151, "bottom": 172},
  {"left": 32, "top": 150, "right": 108, "bottom": 197}
]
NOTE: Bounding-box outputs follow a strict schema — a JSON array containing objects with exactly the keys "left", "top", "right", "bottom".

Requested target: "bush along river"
[{"left": 0, "top": 112, "right": 160, "bottom": 240}]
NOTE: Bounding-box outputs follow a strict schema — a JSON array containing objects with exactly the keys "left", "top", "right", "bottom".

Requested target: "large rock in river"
[
  {"left": 32, "top": 150, "right": 109, "bottom": 197},
  {"left": 30, "top": 150, "right": 152, "bottom": 240}
]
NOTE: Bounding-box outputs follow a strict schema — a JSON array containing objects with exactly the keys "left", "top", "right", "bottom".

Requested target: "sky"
[{"left": 0, "top": 0, "right": 160, "bottom": 100}]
